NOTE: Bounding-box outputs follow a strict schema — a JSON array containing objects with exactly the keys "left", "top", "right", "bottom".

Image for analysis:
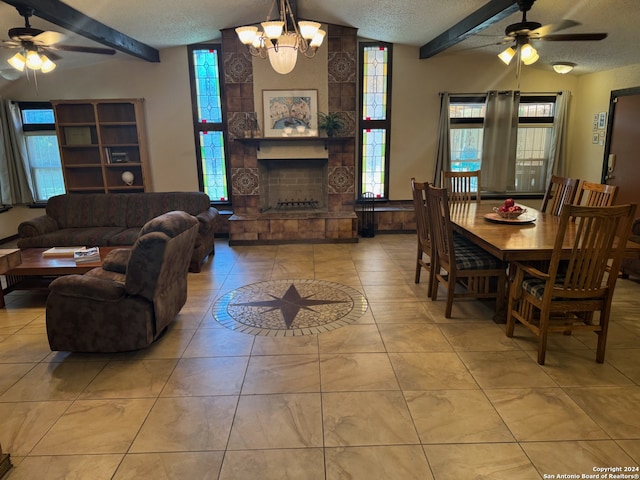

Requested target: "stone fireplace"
[{"left": 221, "top": 24, "right": 359, "bottom": 245}]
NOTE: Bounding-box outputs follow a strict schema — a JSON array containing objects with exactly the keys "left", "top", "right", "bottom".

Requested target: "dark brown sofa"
[
  {"left": 17, "top": 192, "right": 218, "bottom": 272},
  {"left": 46, "top": 211, "right": 199, "bottom": 352}
]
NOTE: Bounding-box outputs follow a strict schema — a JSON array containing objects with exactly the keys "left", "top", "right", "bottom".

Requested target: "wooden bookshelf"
[{"left": 52, "top": 99, "right": 152, "bottom": 193}]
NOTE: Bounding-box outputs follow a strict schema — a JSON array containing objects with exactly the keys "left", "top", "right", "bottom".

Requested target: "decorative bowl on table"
[{"left": 493, "top": 207, "right": 527, "bottom": 219}]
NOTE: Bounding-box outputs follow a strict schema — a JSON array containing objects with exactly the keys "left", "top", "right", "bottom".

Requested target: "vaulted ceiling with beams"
[{"left": 0, "top": 0, "right": 639, "bottom": 79}]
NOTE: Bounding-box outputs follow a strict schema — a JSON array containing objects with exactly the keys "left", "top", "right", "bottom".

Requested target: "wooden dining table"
[
  {"left": 449, "top": 200, "right": 640, "bottom": 262},
  {"left": 448, "top": 200, "right": 640, "bottom": 322}
]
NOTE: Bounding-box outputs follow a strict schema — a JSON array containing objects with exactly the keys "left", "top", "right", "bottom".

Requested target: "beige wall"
[
  {"left": 568, "top": 64, "right": 640, "bottom": 183},
  {"left": 389, "top": 45, "right": 579, "bottom": 199},
  {"left": 1, "top": 40, "right": 640, "bottom": 239}
]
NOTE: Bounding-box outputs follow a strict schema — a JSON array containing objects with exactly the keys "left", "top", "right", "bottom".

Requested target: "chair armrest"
[
  {"left": 49, "top": 274, "right": 126, "bottom": 302},
  {"left": 195, "top": 207, "right": 219, "bottom": 235},
  {"left": 512, "top": 262, "right": 550, "bottom": 281},
  {"left": 18, "top": 215, "right": 58, "bottom": 238},
  {"left": 102, "top": 248, "right": 131, "bottom": 274}
]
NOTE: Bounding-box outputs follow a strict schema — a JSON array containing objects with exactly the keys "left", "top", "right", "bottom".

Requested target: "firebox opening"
[{"left": 259, "top": 159, "right": 328, "bottom": 213}]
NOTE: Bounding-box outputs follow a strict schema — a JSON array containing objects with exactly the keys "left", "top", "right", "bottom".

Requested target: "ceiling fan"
[
  {"left": 1, "top": 5, "right": 116, "bottom": 77},
  {"left": 494, "top": 0, "right": 607, "bottom": 66}
]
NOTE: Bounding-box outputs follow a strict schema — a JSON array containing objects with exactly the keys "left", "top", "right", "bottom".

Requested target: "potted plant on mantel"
[{"left": 318, "top": 112, "right": 345, "bottom": 137}]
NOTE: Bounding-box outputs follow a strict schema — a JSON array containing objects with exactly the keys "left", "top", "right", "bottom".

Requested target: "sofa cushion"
[
  {"left": 17, "top": 227, "right": 125, "bottom": 249},
  {"left": 47, "top": 194, "right": 128, "bottom": 229},
  {"left": 109, "top": 227, "right": 142, "bottom": 246},
  {"left": 125, "top": 192, "right": 211, "bottom": 227}
]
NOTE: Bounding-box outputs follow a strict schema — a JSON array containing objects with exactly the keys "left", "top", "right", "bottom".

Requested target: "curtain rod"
[{"left": 440, "top": 91, "right": 563, "bottom": 96}]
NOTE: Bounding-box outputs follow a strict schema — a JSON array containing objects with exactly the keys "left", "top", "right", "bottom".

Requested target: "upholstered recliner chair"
[{"left": 46, "top": 210, "right": 199, "bottom": 352}]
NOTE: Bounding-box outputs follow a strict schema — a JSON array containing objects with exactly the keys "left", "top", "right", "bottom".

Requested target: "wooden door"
[{"left": 603, "top": 88, "right": 640, "bottom": 206}]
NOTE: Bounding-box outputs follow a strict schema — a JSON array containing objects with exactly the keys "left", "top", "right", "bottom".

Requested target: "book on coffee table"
[
  {"left": 42, "top": 247, "right": 86, "bottom": 258},
  {"left": 74, "top": 247, "right": 100, "bottom": 264}
]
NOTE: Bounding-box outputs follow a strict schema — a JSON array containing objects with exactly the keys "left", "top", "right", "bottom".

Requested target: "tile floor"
[{"left": 1, "top": 234, "right": 640, "bottom": 479}]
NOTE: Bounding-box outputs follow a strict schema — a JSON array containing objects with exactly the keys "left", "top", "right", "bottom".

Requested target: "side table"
[{"left": 0, "top": 249, "right": 22, "bottom": 308}]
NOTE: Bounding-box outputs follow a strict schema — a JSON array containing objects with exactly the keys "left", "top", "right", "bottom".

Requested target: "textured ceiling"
[{"left": 0, "top": 0, "right": 638, "bottom": 79}]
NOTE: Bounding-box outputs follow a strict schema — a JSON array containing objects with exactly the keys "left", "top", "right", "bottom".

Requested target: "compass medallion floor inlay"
[{"left": 211, "top": 279, "right": 369, "bottom": 336}]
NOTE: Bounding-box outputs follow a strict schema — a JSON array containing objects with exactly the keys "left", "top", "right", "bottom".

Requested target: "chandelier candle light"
[{"left": 235, "top": 0, "right": 325, "bottom": 74}]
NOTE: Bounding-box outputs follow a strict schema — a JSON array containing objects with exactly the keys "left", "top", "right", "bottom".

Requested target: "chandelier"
[
  {"left": 8, "top": 46, "right": 56, "bottom": 73},
  {"left": 235, "top": 0, "right": 325, "bottom": 74}
]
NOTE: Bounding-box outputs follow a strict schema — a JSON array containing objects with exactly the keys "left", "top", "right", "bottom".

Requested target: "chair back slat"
[
  {"left": 541, "top": 175, "right": 580, "bottom": 216},
  {"left": 441, "top": 170, "right": 481, "bottom": 204},
  {"left": 427, "top": 185, "right": 454, "bottom": 266},
  {"left": 411, "top": 178, "right": 430, "bottom": 249},
  {"left": 550, "top": 204, "right": 637, "bottom": 294},
  {"left": 575, "top": 181, "right": 618, "bottom": 207}
]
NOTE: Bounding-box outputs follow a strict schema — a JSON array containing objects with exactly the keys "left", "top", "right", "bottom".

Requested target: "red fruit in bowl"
[
  {"left": 498, "top": 206, "right": 507, "bottom": 212},
  {"left": 508, "top": 206, "right": 516, "bottom": 212},
  {"left": 504, "top": 198, "right": 515, "bottom": 208}
]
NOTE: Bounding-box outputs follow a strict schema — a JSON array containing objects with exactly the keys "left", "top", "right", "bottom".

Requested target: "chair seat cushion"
[
  {"left": 522, "top": 276, "right": 551, "bottom": 300},
  {"left": 454, "top": 238, "right": 503, "bottom": 270},
  {"left": 521, "top": 275, "right": 601, "bottom": 301}
]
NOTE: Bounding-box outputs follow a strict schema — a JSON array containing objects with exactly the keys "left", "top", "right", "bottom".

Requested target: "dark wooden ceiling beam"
[
  {"left": 420, "top": 0, "right": 520, "bottom": 59},
  {"left": 1, "top": 0, "right": 160, "bottom": 62}
]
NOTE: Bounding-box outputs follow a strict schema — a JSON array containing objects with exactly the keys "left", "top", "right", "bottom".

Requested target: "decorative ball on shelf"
[{"left": 121, "top": 171, "right": 134, "bottom": 186}]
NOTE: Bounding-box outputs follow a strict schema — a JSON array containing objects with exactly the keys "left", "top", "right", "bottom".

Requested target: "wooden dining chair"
[
  {"left": 540, "top": 175, "right": 580, "bottom": 216},
  {"left": 506, "top": 202, "right": 637, "bottom": 365},
  {"left": 441, "top": 170, "right": 481, "bottom": 203},
  {"left": 574, "top": 181, "right": 618, "bottom": 207},
  {"left": 426, "top": 184, "right": 506, "bottom": 318},
  {"left": 411, "top": 178, "right": 434, "bottom": 296}
]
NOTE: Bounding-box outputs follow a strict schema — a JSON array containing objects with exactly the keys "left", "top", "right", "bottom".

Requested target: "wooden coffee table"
[{"left": 0, "top": 247, "right": 122, "bottom": 307}]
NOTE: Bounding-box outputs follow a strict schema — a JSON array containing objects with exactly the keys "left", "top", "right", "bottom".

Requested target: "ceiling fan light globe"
[
  {"left": 40, "top": 55, "right": 56, "bottom": 73},
  {"left": 498, "top": 47, "right": 515, "bottom": 65},
  {"left": 522, "top": 50, "right": 539, "bottom": 65},
  {"left": 7, "top": 52, "right": 26, "bottom": 71},
  {"left": 520, "top": 43, "right": 536, "bottom": 61},
  {"left": 25, "top": 49, "right": 42, "bottom": 69}
]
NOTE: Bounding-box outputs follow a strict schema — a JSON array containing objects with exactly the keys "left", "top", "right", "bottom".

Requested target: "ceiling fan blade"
[
  {"left": 449, "top": 39, "right": 512, "bottom": 54},
  {"left": 33, "top": 31, "right": 66, "bottom": 46},
  {"left": 41, "top": 48, "right": 62, "bottom": 61},
  {"left": 0, "top": 68, "right": 23, "bottom": 81},
  {"left": 531, "top": 19, "right": 580, "bottom": 38},
  {"left": 1, "top": 40, "right": 21, "bottom": 47},
  {"left": 540, "top": 33, "right": 608, "bottom": 41},
  {"left": 50, "top": 44, "right": 117, "bottom": 55}
]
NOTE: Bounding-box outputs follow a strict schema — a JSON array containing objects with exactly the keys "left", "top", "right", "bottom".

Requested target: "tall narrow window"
[
  {"left": 449, "top": 97, "right": 485, "bottom": 175},
  {"left": 516, "top": 96, "right": 555, "bottom": 192},
  {"left": 188, "top": 44, "right": 229, "bottom": 202},
  {"left": 358, "top": 42, "right": 392, "bottom": 198},
  {"left": 19, "top": 102, "right": 65, "bottom": 201}
]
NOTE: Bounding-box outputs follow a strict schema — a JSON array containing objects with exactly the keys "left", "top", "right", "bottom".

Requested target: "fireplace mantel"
[{"left": 235, "top": 136, "right": 352, "bottom": 151}]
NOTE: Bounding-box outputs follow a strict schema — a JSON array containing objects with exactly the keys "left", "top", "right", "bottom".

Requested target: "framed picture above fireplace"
[{"left": 263, "top": 89, "right": 318, "bottom": 137}]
